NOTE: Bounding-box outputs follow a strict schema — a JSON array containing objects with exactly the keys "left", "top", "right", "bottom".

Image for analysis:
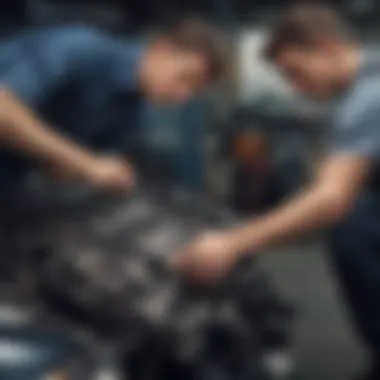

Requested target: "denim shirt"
[{"left": 0, "top": 26, "right": 145, "bottom": 181}]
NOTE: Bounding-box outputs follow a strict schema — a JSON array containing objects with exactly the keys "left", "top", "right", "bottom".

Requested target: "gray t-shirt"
[{"left": 330, "top": 51, "right": 380, "bottom": 162}]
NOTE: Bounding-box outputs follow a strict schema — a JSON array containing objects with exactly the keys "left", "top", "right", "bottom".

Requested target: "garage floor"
[{"left": 261, "top": 239, "right": 367, "bottom": 380}]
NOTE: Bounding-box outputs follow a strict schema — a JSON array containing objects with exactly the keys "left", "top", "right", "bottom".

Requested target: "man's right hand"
[
  {"left": 0, "top": 90, "right": 136, "bottom": 194},
  {"left": 85, "top": 156, "right": 136, "bottom": 194}
]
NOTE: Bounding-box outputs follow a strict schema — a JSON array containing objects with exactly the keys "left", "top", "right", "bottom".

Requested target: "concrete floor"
[{"left": 261, "top": 239, "right": 368, "bottom": 380}]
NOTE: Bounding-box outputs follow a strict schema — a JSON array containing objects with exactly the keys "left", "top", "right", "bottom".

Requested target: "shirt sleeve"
[
  {"left": 0, "top": 55, "right": 57, "bottom": 108},
  {"left": 0, "top": 27, "right": 108, "bottom": 108},
  {"left": 329, "top": 79, "right": 380, "bottom": 159}
]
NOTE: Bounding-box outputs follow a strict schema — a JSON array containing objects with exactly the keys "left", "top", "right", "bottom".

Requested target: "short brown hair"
[
  {"left": 264, "top": 3, "right": 353, "bottom": 62},
  {"left": 162, "top": 17, "right": 227, "bottom": 82}
]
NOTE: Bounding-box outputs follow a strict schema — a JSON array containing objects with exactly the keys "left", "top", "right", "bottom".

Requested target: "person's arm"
[
  {"left": 229, "top": 80, "right": 380, "bottom": 256},
  {"left": 0, "top": 28, "right": 118, "bottom": 180},
  {"left": 173, "top": 153, "right": 370, "bottom": 282},
  {"left": 0, "top": 88, "right": 97, "bottom": 179},
  {"left": 174, "top": 80, "right": 380, "bottom": 282},
  {"left": 228, "top": 153, "right": 370, "bottom": 254}
]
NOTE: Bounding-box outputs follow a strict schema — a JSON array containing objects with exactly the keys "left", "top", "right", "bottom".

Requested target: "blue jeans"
[{"left": 328, "top": 192, "right": 380, "bottom": 357}]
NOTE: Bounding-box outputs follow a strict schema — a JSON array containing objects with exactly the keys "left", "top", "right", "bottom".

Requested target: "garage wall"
[{"left": 236, "top": 28, "right": 292, "bottom": 103}]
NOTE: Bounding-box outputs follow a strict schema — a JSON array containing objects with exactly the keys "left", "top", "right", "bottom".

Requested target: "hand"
[
  {"left": 86, "top": 155, "right": 136, "bottom": 193},
  {"left": 172, "top": 231, "right": 240, "bottom": 284}
]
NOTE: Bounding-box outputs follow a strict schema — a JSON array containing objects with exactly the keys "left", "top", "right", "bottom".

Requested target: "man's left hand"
[{"left": 172, "top": 231, "right": 241, "bottom": 283}]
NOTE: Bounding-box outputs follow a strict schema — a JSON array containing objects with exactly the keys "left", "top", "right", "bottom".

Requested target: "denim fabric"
[{"left": 0, "top": 26, "right": 145, "bottom": 185}]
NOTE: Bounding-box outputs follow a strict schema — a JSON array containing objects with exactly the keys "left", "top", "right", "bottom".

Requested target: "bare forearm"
[
  {"left": 230, "top": 154, "right": 372, "bottom": 256},
  {"left": 0, "top": 89, "right": 96, "bottom": 177},
  {"left": 230, "top": 186, "right": 347, "bottom": 255}
]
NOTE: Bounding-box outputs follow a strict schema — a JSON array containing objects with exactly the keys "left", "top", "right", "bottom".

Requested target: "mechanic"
[
  {"left": 0, "top": 19, "right": 225, "bottom": 193},
  {"left": 175, "top": 4, "right": 380, "bottom": 379}
]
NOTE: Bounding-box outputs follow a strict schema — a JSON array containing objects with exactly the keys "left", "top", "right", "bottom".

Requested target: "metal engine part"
[{"left": 34, "top": 183, "right": 295, "bottom": 380}]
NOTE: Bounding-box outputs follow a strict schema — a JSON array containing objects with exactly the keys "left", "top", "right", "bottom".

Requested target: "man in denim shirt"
[{"left": 0, "top": 19, "right": 225, "bottom": 192}]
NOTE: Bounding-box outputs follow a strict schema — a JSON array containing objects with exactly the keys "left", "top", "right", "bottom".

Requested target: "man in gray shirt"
[{"left": 174, "top": 4, "right": 380, "bottom": 379}]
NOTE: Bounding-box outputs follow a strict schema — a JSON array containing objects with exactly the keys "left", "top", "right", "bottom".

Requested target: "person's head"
[
  {"left": 140, "top": 18, "right": 227, "bottom": 104},
  {"left": 263, "top": 3, "right": 359, "bottom": 100}
]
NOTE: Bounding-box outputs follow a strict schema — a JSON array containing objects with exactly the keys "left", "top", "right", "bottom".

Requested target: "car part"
[
  {"left": 0, "top": 303, "right": 89, "bottom": 380},
  {"left": 33, "top": 182, "right": 295, "bottom": 380}
]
